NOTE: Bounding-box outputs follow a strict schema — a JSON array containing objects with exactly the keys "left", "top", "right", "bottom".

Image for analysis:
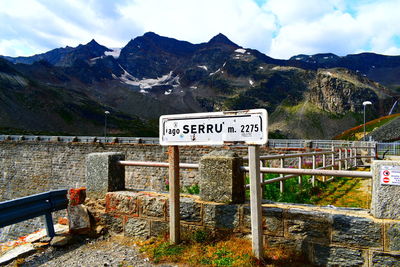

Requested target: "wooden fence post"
[
  {"left": 169, "top": 146, "right": 180, "bottom": 244},
  {"left": 248, "top": 145, "right": 263, "bottom": 260}
]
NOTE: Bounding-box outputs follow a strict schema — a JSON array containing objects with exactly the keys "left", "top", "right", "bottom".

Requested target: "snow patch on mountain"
[
  {"left": 105, "top": 48, "right": 121, "bottom": 59},
  {"left": 197, "top": 65, "right": 208, "bottom": 71},
  {"left": 235, "top": 48, "right": 246, "bottom": 54},
  {"left": 117, "top": 66, "right": 179, "bottom": 93}
]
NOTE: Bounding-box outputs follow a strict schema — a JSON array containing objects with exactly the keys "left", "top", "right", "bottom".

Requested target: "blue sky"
[{"left": 1, "top": 0, "right": 400, "bottom": 59}]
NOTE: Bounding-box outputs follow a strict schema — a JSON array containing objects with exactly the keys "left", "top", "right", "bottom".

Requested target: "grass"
[
  {"left": 334, "top": 113, "right": 400, "bottom": 140},
  {"left": 137, "top": 232, "right": 310, "bottom": 266},
  {"left": 252, "top": 169, "right": 371, "bottom": 209}
]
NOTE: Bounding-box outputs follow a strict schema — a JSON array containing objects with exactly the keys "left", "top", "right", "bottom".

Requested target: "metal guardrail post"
[{"left": 44, "top": 212, "right": 55, "bottom": 238}]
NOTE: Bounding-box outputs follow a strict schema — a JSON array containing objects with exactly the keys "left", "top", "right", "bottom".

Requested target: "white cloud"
[
  {"left": 263, "top": 0, "right": 345, "bottom": 25},
  {"left": 117, "top": 0, "right": 276, "bottom": 52},
  {"left": 269, "top": 11, "right": 365, "bottom": 58},
  {"left": 0, "top": 0, "right": 399, "bottom": 59},
  {"left": 266, "top": 0, "right": 400, "bottom": 58}
]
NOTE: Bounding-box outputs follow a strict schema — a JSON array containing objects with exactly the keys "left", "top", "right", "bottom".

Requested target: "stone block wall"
[
  {"left": 0, "top": 141, "right": 252, "bottom": 201},
  {"left": 103, "top": 191, "right": 400, "bottom": 266}
]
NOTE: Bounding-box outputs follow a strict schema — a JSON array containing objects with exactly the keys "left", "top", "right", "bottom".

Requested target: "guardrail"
[
  {"left": 0, "top": 135, "right": 159, "bottom": 144},
  {"left": 0, "top": 189, "right": 68, "bottom": 238},
  {"left": 0, "top": 134, "right": 379, "bottom": 150}
]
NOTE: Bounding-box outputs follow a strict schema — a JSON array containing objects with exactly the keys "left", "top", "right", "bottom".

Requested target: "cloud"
[
  {"left": 266, "top": 0, "right": 400, "bottom": 58},
  {"left": 0, "top": 0, "right": 399, "bottom": 59},
  {"left": 269, "top": 11, "right": 365, "bottom": 58},
  {"left": 118, "top": 0, "right": 276, "bottom": 51}
]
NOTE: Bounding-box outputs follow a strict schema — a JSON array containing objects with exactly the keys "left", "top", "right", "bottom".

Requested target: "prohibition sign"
[
  {"left": 383, "top": 170, "right": 390, "bottom": 176},
  {"left": 383, "top": 177, "right": 390, "bottom": 183}
]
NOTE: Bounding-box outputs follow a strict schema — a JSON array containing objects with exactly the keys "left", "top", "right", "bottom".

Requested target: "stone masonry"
[{"left": 102, "top": 191, "right": 400, "bottom": 267}]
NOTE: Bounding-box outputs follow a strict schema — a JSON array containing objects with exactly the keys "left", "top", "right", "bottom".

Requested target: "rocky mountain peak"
[{"left": 208, "top": 33, "right": 239, "bottom": 47}]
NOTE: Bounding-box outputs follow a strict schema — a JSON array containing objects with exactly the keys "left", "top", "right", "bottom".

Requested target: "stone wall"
[
  {"left": 103, "top": 190, "right": 400, "bottom": 266},
  {"left": 0, "top": 141, "right": 262, "bottom": 201},
  {"left": 0, "top": 142, "right": 224, "bottom": 201}
]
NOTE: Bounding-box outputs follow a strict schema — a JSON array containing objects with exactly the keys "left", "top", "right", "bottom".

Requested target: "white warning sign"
[{"left": 380, "top": 166, "right": 400, "bottom": 186}]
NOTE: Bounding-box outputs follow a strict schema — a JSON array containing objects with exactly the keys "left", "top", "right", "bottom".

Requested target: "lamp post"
[
  {"left": 362, "top": 101, "right": 372, "bottom": 141},
  {"left": 104, "top": 111, "right": 110, "bottom": 141}
]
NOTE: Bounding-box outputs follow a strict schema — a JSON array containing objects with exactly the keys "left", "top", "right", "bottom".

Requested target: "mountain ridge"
[{"left": 1, "top": 32, "right": 399, "bottom": 139}]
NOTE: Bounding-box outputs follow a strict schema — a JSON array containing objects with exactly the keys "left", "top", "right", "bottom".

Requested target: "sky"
[{"left": 1, "top": 0, "right": 400, "bottom": 59}]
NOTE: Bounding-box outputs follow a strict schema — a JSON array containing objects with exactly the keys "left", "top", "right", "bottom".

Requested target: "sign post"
[
  {"left": 168, "top": 146, "right": 180, "bottom": 244},
  {"left": 248, "top": 145, "right": 263, "bottom": 259},
  {"left": 160, "top": 109, "right": 267, "bottom": 256}
]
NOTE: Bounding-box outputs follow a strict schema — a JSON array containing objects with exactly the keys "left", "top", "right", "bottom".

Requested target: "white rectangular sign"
[
  {"left": 159, "top": 109, "right": 268, "bottom": 146},
  {"left": 380, "top": 165, "right": 400, "bottom": 186}
]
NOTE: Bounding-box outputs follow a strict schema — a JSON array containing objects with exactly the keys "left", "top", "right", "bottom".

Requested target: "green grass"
[{"left": 247, "top": 173, "right": 370, "bottom": 208}]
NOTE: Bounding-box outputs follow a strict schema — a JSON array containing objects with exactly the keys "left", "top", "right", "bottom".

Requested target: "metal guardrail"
[
  {"left": 0, "top": 134, "right": 378, "bottom": 150},
  {"left": 0, "top": 135, "right": 159, "bottom": 144},
  {"left": 0, "top": 189, "right": 68, "bottom": 238},
  {"left": 377, "top": 142, "right": 400, "bottom": 156}
]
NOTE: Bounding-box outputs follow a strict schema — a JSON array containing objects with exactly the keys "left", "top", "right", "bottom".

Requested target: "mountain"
[
  {"left": 289, "top": 52, "right": 400, "bottom": 91},
  {"left": 1, "top": 32, "right": 399, "bottom": 139}
]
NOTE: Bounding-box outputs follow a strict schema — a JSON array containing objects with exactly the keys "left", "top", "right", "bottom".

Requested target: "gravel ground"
[{"left": 6, "top": 235, "right": 176, "bottom": 267}]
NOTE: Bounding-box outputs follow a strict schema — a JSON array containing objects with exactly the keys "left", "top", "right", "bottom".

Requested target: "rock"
[
  {"left": 50, "top": 235, "right": 73, "bottom": 247},
  {"left": 67, "top": 204, "right": 91, "bottom": 234},
  {"left": 332, "top": 214, "right": 382, "bottom": 247},
  {"left": 0, "top": 243, "right": 36, "bottom": 265}
]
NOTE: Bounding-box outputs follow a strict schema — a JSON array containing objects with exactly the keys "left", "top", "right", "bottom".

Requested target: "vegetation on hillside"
[{"left": 334, "top": 113, "right": 400, "bottom": 140}]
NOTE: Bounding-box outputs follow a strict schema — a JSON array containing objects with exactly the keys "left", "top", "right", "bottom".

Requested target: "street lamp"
[
  {"left": 104, "top": 111, "right": 110, "bottom": 140},
  {"left": 363, "top": 101, "right": 372, "bottom": 141}
]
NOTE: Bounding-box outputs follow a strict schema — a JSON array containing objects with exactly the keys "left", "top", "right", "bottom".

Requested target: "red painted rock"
[{"left": 68, "top": 188, "right": 86, "bottom": 206}]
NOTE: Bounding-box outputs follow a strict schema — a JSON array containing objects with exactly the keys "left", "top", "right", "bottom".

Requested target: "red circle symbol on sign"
[
  {"left": 383, "top": 177, "right": 390, "bottom": 183},
  {"left": 383, "top": 170, "right": 390, "bottom": 176}
]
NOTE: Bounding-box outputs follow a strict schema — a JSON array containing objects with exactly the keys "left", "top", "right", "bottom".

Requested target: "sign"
[
  {"left": 380, "top": 166, "right": 400, "bottom": 186},
  {"left": 159, "top": 109, "right": 268, "bottom": 146}
]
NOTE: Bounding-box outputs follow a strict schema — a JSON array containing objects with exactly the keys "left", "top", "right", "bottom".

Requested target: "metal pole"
[
  {"left": 169, "top": 146, "right": 180, "bottom": 244},
  {"left": 104, "top": 111, "right": 110, "bottom": 141},
  {"left": 298, "top": 156, "right": 302, "bottom": 186},
  {"left": 312, "top": 155, "right": 316, "bottom": 186},
  {"left": 339, "top": 149, "right": 342, "bottom": 170},
  {"left": 322, "top": 154, "right": 326, "bottom": 182},
  {"left": 331, "top": 146, "right": 335, "bottom": 180},
  {"left": 44, "top": 212, "right": 55, "bottom": 238},
  {"left": 363, "top": 104, "right": 366, "bottom": 141},
  {"left": 248, "top": 145, "right": 264, "bottom": 260},
  {"left": 280, "top": 158, "right": 284, "bottom": 193},
  {"left": 260, "top": 160, "right": 265, "bottom": 198},
  {"left": 345, "top": 148, "right": 348, "bottom": 170},
  {"left": 104, "top": 114, "right": 107, "bottom": 139}
]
